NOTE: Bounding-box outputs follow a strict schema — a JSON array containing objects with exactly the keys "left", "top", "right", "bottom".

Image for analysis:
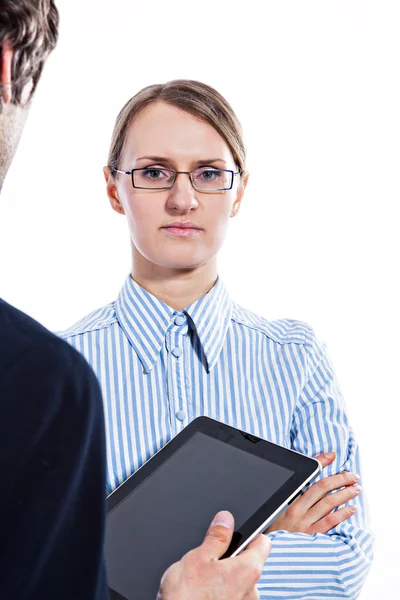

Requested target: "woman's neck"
[{"left": 131, "top": 257, "right": 218, "bottom": 311}]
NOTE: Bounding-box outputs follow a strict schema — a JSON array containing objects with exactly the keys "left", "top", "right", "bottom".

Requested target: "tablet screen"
[{"left": 106, "top": 431, "right": 294, "bottom": 599}]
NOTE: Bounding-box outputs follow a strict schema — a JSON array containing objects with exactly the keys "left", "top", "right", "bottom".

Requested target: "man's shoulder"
[
  {"left": 57, "top": 301, "right": 117, "bottom": 341},
  {"left": 0, "top": 298, "right": 92, "bottom": 378},
  {"left": 231, "top": 302, "right": 312, "bottom": 346}
]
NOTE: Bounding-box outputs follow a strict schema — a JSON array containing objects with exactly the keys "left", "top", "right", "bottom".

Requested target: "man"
[{"left": 0, "top": 2, "right": 271, "bottom": 598}]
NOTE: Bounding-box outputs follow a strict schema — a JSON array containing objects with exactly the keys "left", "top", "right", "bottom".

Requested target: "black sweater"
[{"left": 0, "top": 298, "right": 108, "bottom": 599}]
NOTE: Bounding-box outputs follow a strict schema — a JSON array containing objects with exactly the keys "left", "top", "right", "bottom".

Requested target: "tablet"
[{"left": 105, "top": 416, "right": 321, "bottom": 600}]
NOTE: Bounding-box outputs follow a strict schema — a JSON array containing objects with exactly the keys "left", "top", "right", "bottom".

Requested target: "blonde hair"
[{"left": 107, "top": 80, "right": 246, "bottom": 174}]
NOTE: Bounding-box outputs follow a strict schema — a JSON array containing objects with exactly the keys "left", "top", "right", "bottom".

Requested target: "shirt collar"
[
  {"left": 184, "top": 277, "right": 232, "bottom": 372},
  {"left": 115, "top": 275, "right": 232, "bottom": 373}
]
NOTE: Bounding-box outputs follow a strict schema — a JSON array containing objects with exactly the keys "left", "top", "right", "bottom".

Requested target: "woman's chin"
[
  {"left": 134, "top": 244, "right": 216, "bottom": 272},
  {"left": 152, "top": 253, "right": 212, "bottom": 272},
  {"left": 161, "top": 260, "right": 207, "bottom": 271}
]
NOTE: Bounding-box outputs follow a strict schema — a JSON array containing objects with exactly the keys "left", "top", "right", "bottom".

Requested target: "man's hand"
[
  {"left": 265, "top": 452, "right": 361, "bottom": 535},
  {"left": 157, "top": 510, "right": 271, "bottom": 600}
]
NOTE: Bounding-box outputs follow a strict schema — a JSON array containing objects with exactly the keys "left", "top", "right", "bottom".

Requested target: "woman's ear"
[
  {"left": 103, "top": 166, "right": 125, "bottom": 215},
  {"left": 230, "top": 170, "right": 249, "bottom": 218}
]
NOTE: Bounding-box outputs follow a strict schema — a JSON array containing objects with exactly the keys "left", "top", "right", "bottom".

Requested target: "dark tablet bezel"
[{"left": 107, "top": 416, "right": 320, "bottom": 561}]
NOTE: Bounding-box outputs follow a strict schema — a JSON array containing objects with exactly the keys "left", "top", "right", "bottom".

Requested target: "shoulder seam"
[
  {"left": 58, "top": 316, "right": 118, "bottom": 339},
  {"left": 230, "top": 312, "right": 309, "bottom": 346}
]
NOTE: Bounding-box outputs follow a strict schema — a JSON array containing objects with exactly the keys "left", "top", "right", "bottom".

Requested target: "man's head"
[{"left": 0, "top": 0, "right": 59, "bottom": 191}]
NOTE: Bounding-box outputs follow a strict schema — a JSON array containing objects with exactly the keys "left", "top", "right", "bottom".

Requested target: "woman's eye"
[
  {"left": 143, "top": 169, "right": 165, "bottom": 179},
  {"left": 198, "top": 169, "right": 221, "bottom": 180}
]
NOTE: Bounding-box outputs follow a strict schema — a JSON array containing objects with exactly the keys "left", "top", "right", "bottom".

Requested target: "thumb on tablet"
[{"left": 200, "top": 510, "right": 234, "bottom": 559}]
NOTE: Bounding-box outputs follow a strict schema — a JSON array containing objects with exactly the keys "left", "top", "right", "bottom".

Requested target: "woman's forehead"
[{"left": 123, "top": 101, "right": 234, "bottom": 165}]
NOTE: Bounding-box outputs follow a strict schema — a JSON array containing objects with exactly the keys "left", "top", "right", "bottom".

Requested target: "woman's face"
[{"left": 105, "top": 101, "right": 247, "bottom": 272}]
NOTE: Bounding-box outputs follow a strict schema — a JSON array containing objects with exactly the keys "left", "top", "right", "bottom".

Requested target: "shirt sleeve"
[
  {"left": 0, "top": 343, "right": 108, "bottom": 600},
  {"left": 257, "top": 327, "right": 375, "bottom": 600}
]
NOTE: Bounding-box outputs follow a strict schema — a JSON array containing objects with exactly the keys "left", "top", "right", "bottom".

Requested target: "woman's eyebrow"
[
  {"left": 194, "top": 158, "right": 227, "bottom": 166},
  {"left": 136, "top": 156, "right": 173, "bottom": 164},
  {"left": 136, "top": 156, "right": 227, "bottom": 167}
]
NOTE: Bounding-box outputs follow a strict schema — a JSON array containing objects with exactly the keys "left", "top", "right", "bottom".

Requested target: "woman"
[{"left": 60, "top": 80, "right": 373, "bottom": 599}]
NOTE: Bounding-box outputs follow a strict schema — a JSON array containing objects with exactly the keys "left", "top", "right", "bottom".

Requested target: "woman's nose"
[{"left": 165, "top": 172, "right": 199, "bottom": 213}]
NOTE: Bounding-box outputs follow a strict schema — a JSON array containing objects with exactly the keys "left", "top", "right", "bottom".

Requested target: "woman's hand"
[{"left": 265, "top": 452, "right": 361, "bottom": 535}]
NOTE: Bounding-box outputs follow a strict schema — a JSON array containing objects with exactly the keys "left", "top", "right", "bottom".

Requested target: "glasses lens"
[
  {"left": 192, "top": 167, "right": 232, "bottom": 190},
  {"left": 133, "top": 168, "right": 175, "bottom": 189}
]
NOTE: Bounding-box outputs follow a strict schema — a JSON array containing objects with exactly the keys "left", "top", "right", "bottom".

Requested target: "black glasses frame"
[{"left": 110, "top": 166, "right": 241, "bottom": 191}]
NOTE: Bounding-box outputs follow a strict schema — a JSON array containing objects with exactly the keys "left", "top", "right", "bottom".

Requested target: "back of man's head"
[
  {"left": 0, "top": 0, "right": 59, "bottom": 109},
  {"left": 0, "top": 0, "right": 59, "bottom": 189}
]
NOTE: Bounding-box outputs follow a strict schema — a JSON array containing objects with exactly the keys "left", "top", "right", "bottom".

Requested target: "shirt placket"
[{"left": 165, "top": 312, "right": 191, "bottom": 432}]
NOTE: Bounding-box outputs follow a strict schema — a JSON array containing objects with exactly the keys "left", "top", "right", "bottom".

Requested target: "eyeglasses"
[{"left": 110, "top": 166, "right": 241, "bottom": 191}]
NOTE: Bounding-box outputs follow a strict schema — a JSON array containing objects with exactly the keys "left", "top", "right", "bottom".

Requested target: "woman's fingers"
[
  {"left": 310, "top": 504, "right": 358, "bottom": 534},
  {"left": 315, "top": 452, "right": 336, "bottom": 469},
  {"left": 285, "top": 452, "right": 336, "bottom": 510},
  {"left": 292, "top": 470, "right": 360, "bottom": 512},
  {"left": 266, "top": 452, "right": 361, "bottom": 536},
  {"left": 307, "top": 483, "right": 362, "bottom": 523}
]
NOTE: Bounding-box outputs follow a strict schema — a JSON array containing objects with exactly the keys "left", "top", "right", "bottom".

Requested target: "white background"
[{"left": 0, "top": 1, "right": 398, "bottom": 596}]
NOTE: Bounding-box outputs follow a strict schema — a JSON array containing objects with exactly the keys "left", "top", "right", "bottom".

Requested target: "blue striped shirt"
[{"left": 59, "top": 275, "right": 374, "bottom": 599}]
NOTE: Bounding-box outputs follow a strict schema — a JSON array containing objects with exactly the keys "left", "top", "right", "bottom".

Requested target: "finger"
[
  {"left": 232, "top": 536, "right": 270, "bottom": 590},
  {"left": 199, "top": 510, "right": 235, "bottom": 560},
  {"left": 307, "top": 484, "right": 362, "bottom": 523},
  {"left": 294, "top": 471, "right": 360, "bottom": 511},
  {"left": 310, "top": 504, "right": 358, "bottom": 534},
  {"left": 315, "top": 452, "right": 336, "bottom": 469},
  {"left": 238, "top": 534, "right": 272, "bottom": 566},
  {"left": 245, "top": 589, "right": 260, "bottom": 600}
]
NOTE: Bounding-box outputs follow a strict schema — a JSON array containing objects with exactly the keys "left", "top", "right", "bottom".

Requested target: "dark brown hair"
[
  {"left": 0, "top": 0, "right": 59, "bottom": 107},
  {"left": 108, "top": 80, "right": 246, "bottom": 175}
]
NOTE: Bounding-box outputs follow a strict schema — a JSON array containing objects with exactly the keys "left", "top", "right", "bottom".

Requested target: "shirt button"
[
  {"left": 172, "top": 347, "right": 182, "bottom": 357},
  {"left": 176, "top": 410, "right": 186, "bottom": 421},
  {"left": 174, "top": 315, "right": 185, "bottom": 326}
]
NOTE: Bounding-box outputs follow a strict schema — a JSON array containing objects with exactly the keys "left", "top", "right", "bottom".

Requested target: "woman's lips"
[{"left": 161, "top": 223, "right": 203, "bottom": 237}]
